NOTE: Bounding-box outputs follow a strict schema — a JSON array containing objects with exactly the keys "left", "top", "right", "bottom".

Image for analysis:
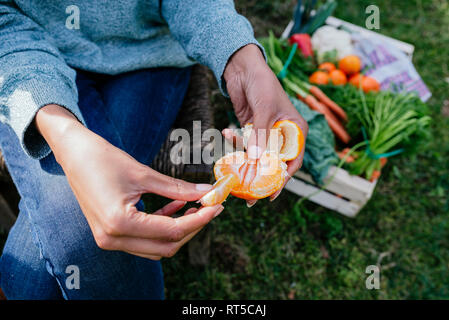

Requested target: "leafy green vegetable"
[
  {"left": 260, "top": 31, "right": 431, "bottom": 181},
  {"left": 321, "top": 85, "right": 431, "bottom": 179},
  {"left": 258, "top": 32, "right": 316, "bottom": 93},
  {"left": 316, "top": 48, "right": 338, "bottom": 65},
  {"left": 289, "top": 0, "right": 338, "bottom": 36},
  {"left": 289, "top": 96, "right": 338, "bottom": 184},
  {"left": 302, "top": 0, "right": 338, "bottom": 34}
]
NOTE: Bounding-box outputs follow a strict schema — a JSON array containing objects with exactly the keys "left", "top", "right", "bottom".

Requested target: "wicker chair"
[
  {"left": 0, "top": 64, "right": 215, "bottom": 235},
  {"left": 150, "top": 64, "right": 214, "bottom": 182},
  {"left": 0, "top": 156, "right": 17, "bottom": 234}
]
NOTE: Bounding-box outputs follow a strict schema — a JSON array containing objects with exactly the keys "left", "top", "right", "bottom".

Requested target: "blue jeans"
[{"left": 0, "top": 66, "right": 192, "bottom": 299}]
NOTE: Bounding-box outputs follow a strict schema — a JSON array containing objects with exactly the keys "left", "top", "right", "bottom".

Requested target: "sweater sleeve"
[
  {"left": 0, "top": 0, "right": 85, "bottom": 159},
  {"left": 161, "top": 0, "right": 266, "bottom": 96}
]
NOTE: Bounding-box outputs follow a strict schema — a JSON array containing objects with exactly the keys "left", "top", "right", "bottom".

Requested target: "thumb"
[
  {"left": 140, "top": 168, "right": 212, "bottom": 201},
  {"left": 247, "top": 112, "right": 272, "bottom": 160}
]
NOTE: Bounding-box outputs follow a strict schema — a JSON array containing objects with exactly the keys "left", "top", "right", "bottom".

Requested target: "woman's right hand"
[{"left": 35, "top": 104, "right": 223, "bottom": 260}]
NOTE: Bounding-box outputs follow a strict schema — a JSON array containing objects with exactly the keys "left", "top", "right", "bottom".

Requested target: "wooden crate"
[
  {"left": 280, "top": 17, "right": 414, "bottom": 217},
  {"left": 285, "top": 167, "right": 377, "bottom": 218}
]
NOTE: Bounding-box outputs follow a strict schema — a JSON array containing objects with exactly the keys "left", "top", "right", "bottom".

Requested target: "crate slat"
[
  {"left": 294, "top": 166, "right": 378, "bottom": 203},
  {"left": 285, "top": 177, "right": 361, "bottom": 217}
]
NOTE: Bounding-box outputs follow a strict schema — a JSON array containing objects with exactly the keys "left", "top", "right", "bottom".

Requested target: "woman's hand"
[
  {"left": 35, "top": 104, "right": 222, "bottom": 260},
  {"left": 223, "top": 44, "right": 308, "bottom": 201}
]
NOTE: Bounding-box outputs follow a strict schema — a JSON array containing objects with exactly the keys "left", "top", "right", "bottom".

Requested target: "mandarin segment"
[
  {"left": 200, "top": 174, "right": 240, "bottom": 206},
  {"left": 212, "top": 151, "right": 287, "bottom": 201}
]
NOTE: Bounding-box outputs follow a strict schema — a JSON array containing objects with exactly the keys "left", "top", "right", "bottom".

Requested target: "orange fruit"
[
  {"left": 329, "top": 69, "right": 347, "bottom": 85},
  {"left": 338, "top": 55, "right": 362, "bottom": 75},
  {"left": 361, "top": 76, "right": 380, "bottom": 93},
  {"left": 200, "top": 120, "right": 304, "bottom": 206},
  {"left": 318, "top": 62, "right": 336, "bottom": 73},
  {"left": 309, "top": 71, "right": 329, "bottom": 85},
  {"left": 349, "top": 73, "right": 364, "bottom": 88}
]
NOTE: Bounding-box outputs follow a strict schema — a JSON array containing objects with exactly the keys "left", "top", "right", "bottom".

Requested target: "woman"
[{"left": 0, "top": 0, "right": 307, "bottom": 299}]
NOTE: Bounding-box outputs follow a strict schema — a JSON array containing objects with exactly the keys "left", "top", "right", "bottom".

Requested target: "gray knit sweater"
[{"left": 0, "top": 0, "right": 262, "bottom": 159}]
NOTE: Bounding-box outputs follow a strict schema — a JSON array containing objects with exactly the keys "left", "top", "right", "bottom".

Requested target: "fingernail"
[
  {"left": 214, "top": 205, "right": 224, "bottom": 217},
  {"left": 270, "top": 192, "right": 281, "bottom": 202},
  {"left": 196, "top": 184, "right": 213, "bottom": 191},
  {"left": 222, "top": 128, "right": 232, "bottom": 137},
  {"left": 246, "top": 200, "right": 257, "bottom": 208},
  {"left": 185, "top": 207, "right": 198, "bottom": 215},
  {"left": 248, "top": 145, "right": 263, "bottom": 160}
]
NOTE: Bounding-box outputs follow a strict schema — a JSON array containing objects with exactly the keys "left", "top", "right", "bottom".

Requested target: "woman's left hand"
[{"left": 223, "top": 44, "right": 308, "bottom": 202}]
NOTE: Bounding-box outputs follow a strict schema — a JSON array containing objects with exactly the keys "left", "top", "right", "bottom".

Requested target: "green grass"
[{"left": 162, "top": 0, "right": 449, "bottom": 299}]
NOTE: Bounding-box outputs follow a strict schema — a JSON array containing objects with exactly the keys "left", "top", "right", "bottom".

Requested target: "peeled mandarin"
[
  {"left": 213, "top": 151, "right": 287, "bottom": 201},
  {"left": 200, "top": 120, "right": 303, "bottom": 206}
]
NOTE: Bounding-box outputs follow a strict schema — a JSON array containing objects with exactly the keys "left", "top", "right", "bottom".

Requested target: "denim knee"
[
  {"left": 2, "top": 155, "right": 163, "bottom": 299},
  {"left": 19, "top": 178, "right": 164, "bottom": 299},
  {"left": 0, "top": 210, "right": 63, "bottom": 300}
]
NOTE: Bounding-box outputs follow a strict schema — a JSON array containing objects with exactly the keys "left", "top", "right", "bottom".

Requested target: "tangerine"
[
  {"left": 329, "top": 70, "right": 348, "bottom": 85},
  {"left": 338, "top": 55, "right": 362, "bottom": 75},
  {"left": 361, "top": 76, "right": 380, "bottom": 93},
  {"left": 318, "top": 62, "right": 336, "bottom": 73},
  {"left": 349, "top": 73, "right": 364, "bottom": 88},
  {"left": 309, "top": 71, "right": 329, "bottom": 85}
]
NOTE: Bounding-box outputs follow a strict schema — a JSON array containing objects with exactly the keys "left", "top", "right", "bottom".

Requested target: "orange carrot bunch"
[{"left": 291, "top": 79, "right": 350, "bottom": 144}]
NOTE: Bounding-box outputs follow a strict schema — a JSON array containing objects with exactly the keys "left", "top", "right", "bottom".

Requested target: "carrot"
[
  {"left": 380, "top": 157, "right": 388, "bottom": 168},
  {"left": 309, "top": 86, "right": 348, "bottom": 122},
  {"left": 337, "top": 148, "right": 356, "bottom": 163},
  {"left": 370, "top": 170, "right": 381, "bottom": 182},
  {"left": 296, "top": 94, "right": 306, "bottom": 103},
  {"left": 337, "top": 151, "right": 355, "bottom": 163},
  {"left": 303, "top": 95, "right": 351, "bottom": 144}
]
